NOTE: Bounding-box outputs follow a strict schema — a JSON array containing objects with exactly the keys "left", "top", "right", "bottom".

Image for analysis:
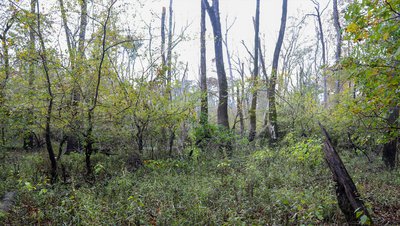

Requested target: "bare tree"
[
  {"left": 203, "top": 0, "right": 229, "bottom": 129},
  {"left": 311, "top": 0, "right": 328, "bottom": 105},
  {"left": 333, "top": 0, "right": 342, "bottom": 94},
  {"left": 248, "top": 0, "right": 260, "bottom": 142}
]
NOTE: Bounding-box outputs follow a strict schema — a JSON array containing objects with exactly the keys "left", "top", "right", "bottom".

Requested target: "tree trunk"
[
  {"left": 333, "top": 0, "right": 342, "bottom": 94},
  {"left": 161, "top": 7, "right": 166, "bottom": 67},
  {"left": 320, "top": 123, "right": 373, "bottom": 225},
  {"left": 166, "top": 0, "right": 173, "bottom": 99},
  {"left": 315, "top": 5, "right": 328, "bottom": 105},
  {"left": 66, "top": 0, "right": 88, "bottom": 154},
  {"left": 23, "top": 0, "right": 37, "bottom": 150},
  {"left": 85, "top": 1, "right": 114, "bottom": 175},
  {"left": 36, "top": 0, "right": 57, "bottom": 183},
  {"left": 200, "top": 0, "right": 208, "bottom": 126},
  {"left": 0, "top": 18, "right": 12, "bottom": 147},
  {"left": 248, "top": 0, "right": 260, "bottom": 142},
  {"left": 261, "top": 0, "right": 287, "bottom": 142},
  {"left": 382, "top": 106, "right": 399, "bottom": 169},
  {"left": 203, "top": 0, "right": 229, "bottom": 129}
]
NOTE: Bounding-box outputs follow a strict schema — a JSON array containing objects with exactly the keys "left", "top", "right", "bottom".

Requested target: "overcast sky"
[{"left": 133, "top": 0, "right": 333, "bottom": 81}]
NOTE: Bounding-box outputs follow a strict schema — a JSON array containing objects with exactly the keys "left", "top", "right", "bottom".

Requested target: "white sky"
[{"left": 135, "top": 0, "right": 333, "bottom": 81}]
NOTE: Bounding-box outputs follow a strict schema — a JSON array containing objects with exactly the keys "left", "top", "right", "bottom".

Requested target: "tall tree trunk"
[
  {"left": 36, "top": 0, "right": 57, "bottom": 182},
  {"left": 66, "top": 0, "right": 88, "bottom": 153},
  {"left": 24, "top": 0, "right": 37, "bottom": 150},
  {"left": 166, "top": 0, "right": 173, "bottom": 98},
  {"left": 333, "top": 0, "right": 342, "bottom": 94},
  {"left": 248, "top": 0, "right": 260, "bottom": 142},
  {"left": 262, "top": 0, "right": 287, "bottom": 142},
  {"left": 0, "top": 19, "right": 12, "bottom": 147},
  {"left": 161, "top": 7, "right": 166, "bottom": 67},
  {"left": 200, "top": 0, "right": 208, "bottom": 126},
  {"left": 203, "top": 0, "right": 229, "bottom": 129},
  {"left": 315, "top": 5, "right": 327, "bottom": 105},
  {"left": 85, "top": 1, "right": 114, "bottom": 175}
]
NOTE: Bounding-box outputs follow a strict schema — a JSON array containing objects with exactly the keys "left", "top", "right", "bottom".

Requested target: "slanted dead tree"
[{"left": 320, "top": 123, "right": 373, "bottom": 225}]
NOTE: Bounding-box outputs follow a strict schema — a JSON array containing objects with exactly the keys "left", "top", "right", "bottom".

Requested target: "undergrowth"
[{"left": 0, "top": 134, "right": 399, "bottom": 225}]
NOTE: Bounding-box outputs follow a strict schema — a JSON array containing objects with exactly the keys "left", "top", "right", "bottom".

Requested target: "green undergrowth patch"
[{"left": 1, "top": 137, "right": 399, "bottom": 225}]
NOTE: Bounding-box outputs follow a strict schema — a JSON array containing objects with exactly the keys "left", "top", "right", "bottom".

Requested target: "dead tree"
[
  {"left": 248, "top": 0, "right": 260, "bottom": 142},
  {"left": 200, "top": 0, "right": 208, "bottom": 125},
  {"left": 333, "top": 0, "right": 342, "bottom": 94},
  {"left": 203, "top": 0, "right": 230, "bottom": 129},
  {"left": 320, "top": 123, "right": 373, "bottom": 225}
]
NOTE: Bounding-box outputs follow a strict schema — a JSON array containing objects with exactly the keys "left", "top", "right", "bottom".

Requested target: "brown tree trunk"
[
  {"left": 36, "top": 0, "right": 57, "bottom": 183},
  {"left": 203, "top": 0, "right": 229, "bottom": 129},
  {"left": 248, "top": 0, "right": 260, "bottom": 142},
  {"left": 262, "top": 0, "right": 287, "bottom": 142},
  {"left": 200, "top": 0, "right": 208, "bottom": 126}
]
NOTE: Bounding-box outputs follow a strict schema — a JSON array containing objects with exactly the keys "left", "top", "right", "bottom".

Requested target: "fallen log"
[{"left": 319, "top": 123, "right": 373, "bottom": 225}]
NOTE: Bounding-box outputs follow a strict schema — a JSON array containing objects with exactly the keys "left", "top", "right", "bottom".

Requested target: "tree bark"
[
  {"left": 203, "top": 0, "right": 229, "bottom": 129},
  {"left": 261, "top": 0, "right": 287, "bottom": 142},
  {"left": 200, "top": 0, "right": 208, "bottom": 126},
  {"left": 248, "top": 0, "right": 260, "bottom": 142}
]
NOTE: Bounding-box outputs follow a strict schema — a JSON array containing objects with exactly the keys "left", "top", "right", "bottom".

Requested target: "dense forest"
[{"left": 0, "top": 0, "right": 399, "bottom": 225}]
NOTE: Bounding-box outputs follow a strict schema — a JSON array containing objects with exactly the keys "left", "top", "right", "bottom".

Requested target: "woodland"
[{"left": 0, "top": 0, "right": 399, "bottom": 225}]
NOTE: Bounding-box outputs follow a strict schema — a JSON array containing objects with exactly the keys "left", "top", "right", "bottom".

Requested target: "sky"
[{"left": 134, "top": 0, "right": 333, "bottom": 81}]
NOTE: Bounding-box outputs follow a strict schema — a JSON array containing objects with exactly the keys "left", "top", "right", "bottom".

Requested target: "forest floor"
[{"left": 1, "top": 142, "right": 400, "bottom": 225}]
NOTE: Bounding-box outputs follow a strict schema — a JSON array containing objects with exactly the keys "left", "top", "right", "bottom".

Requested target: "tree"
[
  {"left": 200, "top": 0, "right": 208, "bottom": 126},
  {"left": 203, "top": 0, "right": 229, "bottom": 129},
  {"left": 333, "top": 0, "right": 342, "bottom": 94},
  {"left": 261, "top": 0, "right": 288, "bottom": 142},
  {"left": 36, "top": 0, "right": 57, "bottom": 182},
  {"left": 85, "top": 0, "right": 116, "bottom": 175},
  {"left": 248, "top": 0, "right": 260, "bottom": 142},
  {"left": 344, "top": 0, "right": 400, "bottom": 169}
]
